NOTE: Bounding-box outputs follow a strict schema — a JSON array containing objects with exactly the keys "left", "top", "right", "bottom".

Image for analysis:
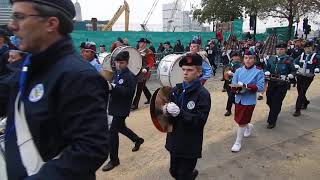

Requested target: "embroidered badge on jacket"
[{"left": 29, "top": 84, "right": 44, "bottom": 102}]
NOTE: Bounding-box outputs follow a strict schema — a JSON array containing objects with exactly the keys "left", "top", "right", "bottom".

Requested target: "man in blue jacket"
[
  {"left": 0, "top": 0, "right": 109, "bottom": 179},
  {"left": 102, "top": 51, "right": 144, "bottom": 172},
  {"left": 162, "top": 53, "right": 211, "bottom": 180}
]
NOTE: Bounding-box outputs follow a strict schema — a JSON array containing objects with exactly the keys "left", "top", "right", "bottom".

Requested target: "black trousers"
[
  {"left": 169, "top": 155, "right": 198, "bottom": 180},
  {"left": 109, "top": 116, "right": 140, "bottom": 163},
  {"left": 132, "top": 80, "right": 151, "bottom": 107},
  {"left": 295, "top": 75, "right": 314, "bottom": 110},
  {"left": 266, "top": 81, "right": 289, "bottom": 125},
  {"left": 225, "top": 82, "right": 235, "bottom": 111}
]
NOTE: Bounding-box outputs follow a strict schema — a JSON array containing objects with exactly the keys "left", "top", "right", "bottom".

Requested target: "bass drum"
[
  {"left": 111, "top": 46, "right": 142, "bottom": 75},
  {"left": 157, "top": 54, "right": 184, "bottom": 87},
  {"left": 101, "top": 54, "right": 113, "bottom": 81}
]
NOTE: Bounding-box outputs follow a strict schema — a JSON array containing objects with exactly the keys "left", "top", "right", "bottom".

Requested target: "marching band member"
[
  {"left": 103, "top": 51, "right": 144, "bottom": 171},
  {"left": 162, "top": 53, "right": 211, "bottom": 179},
  {"left": 189, "top": 39, "right": 213, "bottom": 85},
  {"left": 131, "top": 38, "right": 155, "bottom": 110},
  {"left": 293, "top": 41, "right": 320, "bottom": 117},
  {"left": 224, "top": 51, "right": 243, "bottom": 116},
  {"left": 264, "top": 43, "right": 296, "bottom": 129},
  {"left": 98, "top": 44, "right": 109, "bottom": 64},
  {"left": 82, "top": 42, "right": 102, "bottom": 72},
  {"left": 230, "top": 51, "right": 264, "bottom": 152}
]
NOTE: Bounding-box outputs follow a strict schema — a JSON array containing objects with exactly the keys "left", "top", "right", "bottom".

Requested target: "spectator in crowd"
[
  {"left": 173, "top": 40, "right": 184, "bottom": 54},
  {"left": 163, "top": 41, "right": 174, "bottom": 57}
]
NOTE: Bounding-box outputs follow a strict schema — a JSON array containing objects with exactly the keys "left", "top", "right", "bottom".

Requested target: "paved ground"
[{"left": 97, "top": 69, "right": 320, "bottom": 180}]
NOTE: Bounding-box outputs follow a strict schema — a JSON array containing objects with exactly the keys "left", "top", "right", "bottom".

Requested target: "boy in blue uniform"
[
  {"left": 162, "top": 53, "right": 211, "bottom": 180},
  {"left": 230, "top": 51, "right": 265, "bottom": 152},
  {"left": 102, "top": 51, "right": 144, "bottom": 171},
  {"left": 264, "top": 43, "right": 296, "bottom": 129},
  {"left": 293, "top": 41, "right": 320, "bottom": 117}
]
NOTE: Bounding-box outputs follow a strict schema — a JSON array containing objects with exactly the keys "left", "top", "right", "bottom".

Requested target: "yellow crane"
[{"left": 103, "top": 1, "right": 130, "bottom": 31}]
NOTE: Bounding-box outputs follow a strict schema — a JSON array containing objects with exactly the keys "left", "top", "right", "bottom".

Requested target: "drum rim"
[{"left": 157, "top": 54, "right": 183, "bottom": 87}]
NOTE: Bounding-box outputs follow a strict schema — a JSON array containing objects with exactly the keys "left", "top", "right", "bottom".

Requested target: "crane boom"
[
  {"left": 103, "top": 1, "right": 130, "bottom": 31},
  {"left": 141, "top": 0, "right": 160, "bottom": 31}
]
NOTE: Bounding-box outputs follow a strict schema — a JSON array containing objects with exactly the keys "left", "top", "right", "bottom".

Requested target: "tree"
[
  {"left": 257, "top": 0, "right": 320, "bottom": 41},
  {"left": 193, "top": 0, "right": 244, "bottom": 31}
]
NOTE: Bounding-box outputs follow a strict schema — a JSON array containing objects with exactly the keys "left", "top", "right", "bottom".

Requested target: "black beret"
[
  {"left": 179, "top": 53, "right": 202, "bottom": 67},
  {"left": 276, "top": 42, "right": 287, "bottom": 48},
  {"left": 114, "top": 51, "right": 130, "bottom": 62},
  {"left": 304, "top": 41, "right": 314, "bottom": 48},
  {"left": 230, "top": 51, "right": 242, "bottom": 58},
  {"left": 164, "top": 41, "right": 170, "bottom": 45},
  {"left": 100, "top": 44, "right": 106, "bottom": 47},
  {"left": 137, "top": 38, "right": 150, "bottom": 44},
  {"left": 79, "top": 42, "right": 86, "bottom": 48},
  {"left": 10, "top": 0, "right": 76, "bottom": 19},
  {"left": 191, "top": 39, "right": 201, "bottom": 45},
  {"left": 117, "top": 37, "right": 124, "bottom": 44}
]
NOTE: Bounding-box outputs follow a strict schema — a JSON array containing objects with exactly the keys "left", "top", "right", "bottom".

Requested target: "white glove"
[
  {"left": 237, "top": 81, "right": 244, "bottom": 87},
  {"left": 280, "top": 75, "right": 286, "bottom": 81},
  {"left": 166, "top": 102, "right": 180, "bottom": 117},
  {"left": 142, "top": 68, "right": 148, "bottom": 73},
  {"left": 287, "top": 74, "right": 294, "bottom": 79},
  {"left": 227, "top": 70, "right": 233, "bottom": 76},
  {"left": 315, "top": 68, "right": 320, "bottom": 73},
  {"left": 260, "top": 58, "right": 264, "bottom": 63},
  {"left": 294, "top": 64, "right": 300, "bottom": 69},
  {"left": 264, "top": 71, "right": 271, "bottom": 76}
]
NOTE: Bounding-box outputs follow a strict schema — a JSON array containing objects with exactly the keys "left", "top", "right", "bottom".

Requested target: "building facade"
[
  {"left": 0, "top": 0, "right": 11, "bottom": 25},
  {"left": 74, "top": 0, "right": 82, "bottom": 21},
  {"left": 162, "top": 1, "right": 208, "bottom": 32}
]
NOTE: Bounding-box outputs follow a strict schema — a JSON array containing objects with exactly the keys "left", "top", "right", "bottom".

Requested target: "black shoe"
[
  {"left": 293, "top": 84, "right": 296, "bottom": 87},
  {"left": 192, "top": 169, "right": 199, "bottom": 180},
  {"left": 220, "top": 78, "right": 225, "bottom": 81},
  {"left": 224, "top": 110, "right": 232, "bottom": 116},
  {"left": 301, "top": 101, "right": 310, "bottom": 110},
  {"left": 222, "top": 89, "right": 226, "bottom": 92},
  {"left": 267, "top": 124, "right": 276, "bottom": 129},
  {"left": 132, "top": 138, "right": 144, "bottom": 152},
  {"left": 130, "top": 105, "right": 138, "bottom": 111},
  {"left": 144, "top": 99, "right": 151, "bottom": 104},
  {"left": 293, "top": 110, "right": 301, "bottom": 117},
  {"left": 257, "top": 95, "right": 263, "bottom": 100},
  {"left": 102, "top": 161, "right": 120, "bottom": 172}
]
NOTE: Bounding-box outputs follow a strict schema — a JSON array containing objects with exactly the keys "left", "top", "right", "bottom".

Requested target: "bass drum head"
[
  {"left": 157, "top": 54, "right": 183, "bottom": 87},
  {"left": 101, "top": 54, "right": 113, "bottom": 81},
  {"left": 111, "top": 46, "right": 142, "bottom": 75}
]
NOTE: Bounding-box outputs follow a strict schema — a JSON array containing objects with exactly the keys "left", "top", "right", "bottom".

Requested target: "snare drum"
[
  {"left": 157, "top": 54, "right": 184, "bottom": 87},
  {"left": 111, "top": 46, "right": 142, "bottom": 75}
]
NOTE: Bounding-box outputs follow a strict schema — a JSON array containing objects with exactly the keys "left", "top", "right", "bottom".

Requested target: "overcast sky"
[{"left": 71, "top": 0, "right": 319, "bottom": 33}]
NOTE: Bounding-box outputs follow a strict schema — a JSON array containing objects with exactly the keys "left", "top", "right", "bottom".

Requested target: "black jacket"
[
  {"left": 0, "top": 36, "right": 109, "bottom": 180},
  {"left": 165, "top": 80, "right": 211, "bottom": 158},
  {"left": 108, "top": 68, "right": 137, "bottom": 117}
]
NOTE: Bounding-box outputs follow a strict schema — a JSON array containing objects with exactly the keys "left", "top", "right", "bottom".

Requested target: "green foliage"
[{"left": 193, "top": 0, "right": 244, "bottom": 23}]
